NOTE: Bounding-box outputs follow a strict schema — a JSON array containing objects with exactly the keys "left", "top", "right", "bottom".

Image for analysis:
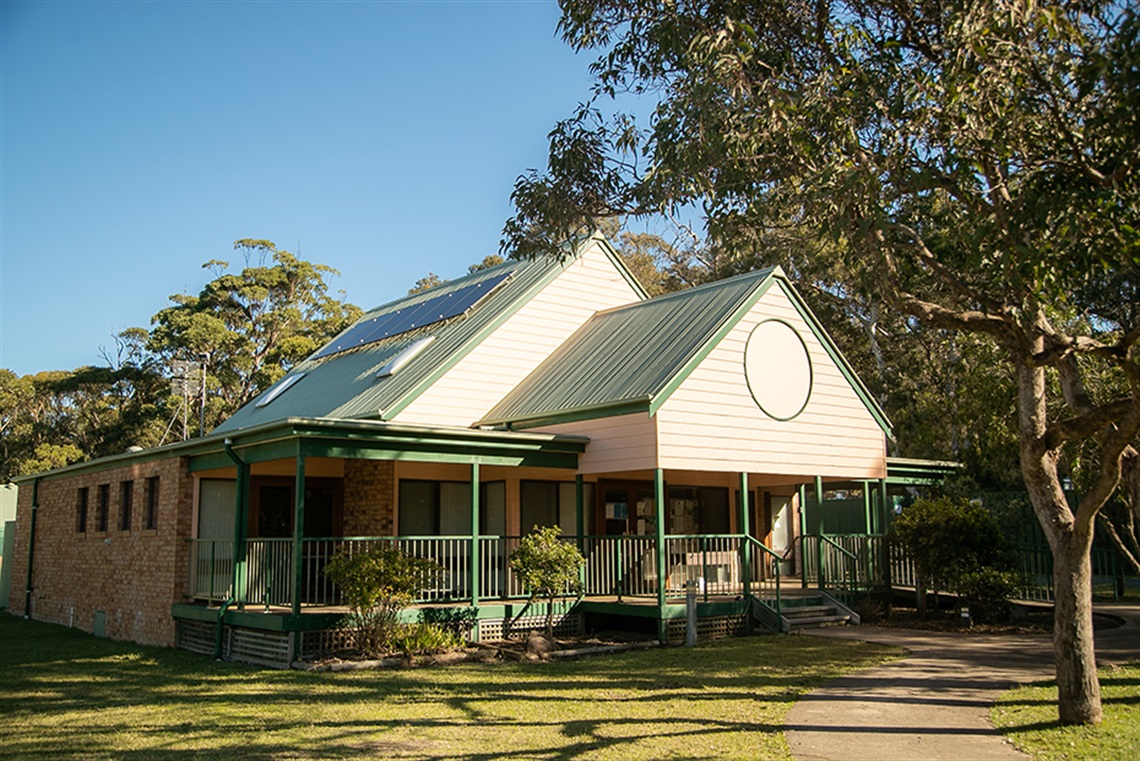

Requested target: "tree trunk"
[
  {"left": 1051, "top": 528, "right": 1103, "bottom": 725},
  {"left": 1018, "top": 357, "right": 1103, "bottom": 724}
]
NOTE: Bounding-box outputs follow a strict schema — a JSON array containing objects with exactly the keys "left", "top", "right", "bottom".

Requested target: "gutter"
[{"left": 23, "top": 477, "right": 40, "bottom": 619}]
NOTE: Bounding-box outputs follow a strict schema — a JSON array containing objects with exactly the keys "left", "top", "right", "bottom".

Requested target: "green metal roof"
[
  {"left": 215, "top": 255, "right": 569, "bottom": 433},
  {"left": 480, "top": 267, "right": 893, "bottom": 437},
  {"left": 479, "top": 268, "right": 779, "bottom": 428}
]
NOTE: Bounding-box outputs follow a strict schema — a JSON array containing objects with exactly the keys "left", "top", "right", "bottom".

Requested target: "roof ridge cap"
[{"left": 591, "top": 265, "right": 777, "bottom": 317}]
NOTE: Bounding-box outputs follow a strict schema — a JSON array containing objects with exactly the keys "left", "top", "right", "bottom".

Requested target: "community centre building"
[{"left": 7, "top": 234, "right": 951, "bottom": 666}]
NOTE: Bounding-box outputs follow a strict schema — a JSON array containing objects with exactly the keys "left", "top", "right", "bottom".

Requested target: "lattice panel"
[
  {"left": 229, "top": 628, "right": 292, "bottom": 669},
  {"left": 479, "top": 613, "right": 582, "bottom": 641},
  {"left": 299, "top": 628, "right": 358, "bottom": 660},
  {"left": 666, "top": 614, "right": 746, "bottom": 643},
  {"left": 176, "top": 620, "right": 218, "bottom": 656}
]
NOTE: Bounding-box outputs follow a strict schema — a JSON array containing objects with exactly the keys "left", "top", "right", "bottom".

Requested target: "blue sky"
[{"left": 1, "top": 0, "right": 611, "bottom": 376}]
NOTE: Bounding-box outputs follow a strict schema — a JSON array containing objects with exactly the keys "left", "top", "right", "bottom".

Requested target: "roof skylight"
[
  {"left": 376, "top": 336, "right": 435, "bottom": 378},
  {"left": 255, "top": 373, "right": 306, "bottom": 408}
]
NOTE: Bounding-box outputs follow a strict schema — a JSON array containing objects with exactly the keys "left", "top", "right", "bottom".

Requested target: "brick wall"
[
  {"left": 341, "top": 459, "right": 395, "bottom": 536},
  {"left": 7, "top": 455, "right": 195, "bottom": 647}
]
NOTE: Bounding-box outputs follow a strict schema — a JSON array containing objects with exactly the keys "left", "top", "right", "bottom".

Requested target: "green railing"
[
  {"left": 797, "top": 533, "right": 888, "bottom": 602},
  {"left": 1017, "top": 544, "right": 1121, "bottom": 602},
  {"left": 744, "top": 536, "right": 786, "bottom": 631},
  {"left": 189, "top": 533, "right": 780, "bottom": 609}
]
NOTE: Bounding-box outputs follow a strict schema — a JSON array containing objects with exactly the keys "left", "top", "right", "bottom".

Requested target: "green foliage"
[
  {"left": 509, "top": 526, "right": 585, "bottom": 638},
  {"left": 388, "top": 622, "right": 464, "bottom": 658},
  {"left": 894, "top": 497, "right": 1013, "bottom": 583},
  {"left": 144, "top": 240, "right": 361, "bottom": 430},
  {"left": 955, "top": 568, "right": 1021, "bottom": 625},
  {"left": 323, "top": 546, "right": 444, "bottom": 656},
  {"left": 893, "top": 497, "right": 1019, "bottom": 621}
]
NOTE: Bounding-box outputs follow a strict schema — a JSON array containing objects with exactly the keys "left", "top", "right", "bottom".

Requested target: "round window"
[{"left": 744, "top": 320, "right": 812, "bottom": 420}]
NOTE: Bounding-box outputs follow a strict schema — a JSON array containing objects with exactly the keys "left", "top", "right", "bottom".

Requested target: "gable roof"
[
  {"left": 479, "top": 267, "right": 892, "bottom": 436},
  {"left": 216, "top": 256, "right": 565, "bottom": 433},
  {"left": 215, "top": 234, "right": 647, "bottom": 434}
]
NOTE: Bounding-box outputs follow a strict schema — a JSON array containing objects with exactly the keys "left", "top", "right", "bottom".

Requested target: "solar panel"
[{"left": 311, "top": 271, "right": 511, "bottom": 360}]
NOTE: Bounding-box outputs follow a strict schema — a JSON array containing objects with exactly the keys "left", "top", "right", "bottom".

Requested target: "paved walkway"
[{"left": 785, "top": 602, "right": 1140, "bottom": 761}]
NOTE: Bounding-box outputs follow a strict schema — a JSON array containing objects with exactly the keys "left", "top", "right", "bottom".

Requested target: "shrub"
[
  {"left": 323, "top": 546, "right": 444, "bottom": 656},
  {"left": 892, "top": 496, "right": 1018, "bottom": 618},
  {"left": 508, "top": 526, "right": 585, "bottom": 639},
  {"left": 956, "top": 567, "right": 1021, "bottom": 624},
  {"left": 389, "top": 622, "right": 464, "bottom": 657}
]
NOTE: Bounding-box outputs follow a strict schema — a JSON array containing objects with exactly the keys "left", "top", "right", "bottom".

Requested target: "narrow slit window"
[
  {"left": 119, "top": 480, "right": 134, "bottom": 531},
  {"left": 145, "top": 476, "right": 160, "bottom": 530},
  {"left": 76, "top": 488, "right": 89, "bottom": 533}
]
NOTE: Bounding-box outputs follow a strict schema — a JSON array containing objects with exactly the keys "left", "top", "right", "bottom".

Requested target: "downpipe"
[
  {"left": 23, "top": 477, "right": 40, "bottom": 619},
  {"left": 213, "top": 598, "right": 234, "bottom": 660}
]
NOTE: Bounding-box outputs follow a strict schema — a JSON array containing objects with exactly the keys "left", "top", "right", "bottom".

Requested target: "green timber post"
[
  {"left": 575, "top": 474, "right": 585, "bottom": 548},
  {"left": 739, "top": 473, "right": 751, "bottom": 600},
  {"left": 291, "top": 456, "right": 306, "bottom": 619},
  {"left": 575, "top": 474, "right": 586, "bottom": 590},
  {"left": 231, "top": 455, "right": 250, "bottom": 609},
  {"left": 798, "top": 484, "right": 808, "bottom": 588},
  {"left": 814, "top": 476, "right": 825, "bottom": 590},
  {"left": 654, "top": 467, "right": 666, "bottom": 643},
  {"left": 879, "top": 479, "right": 891, "bottom": 589},
  {"left": 470, "top": 462, "right": 481, "bottom": 614},
  {"left": 879, "top": 480, "right": 890, "bottom": 531},
  {"left": 862, "top": 481, "right": 873, "bottom": 535}
]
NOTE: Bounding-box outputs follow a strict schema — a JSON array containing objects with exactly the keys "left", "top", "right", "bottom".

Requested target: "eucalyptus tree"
[
  {"left": 145, "top": 240, "right": 361, "bottom": 431},
  {"left": 505, "top": 0, "right": 1139, "bottom": 724}
]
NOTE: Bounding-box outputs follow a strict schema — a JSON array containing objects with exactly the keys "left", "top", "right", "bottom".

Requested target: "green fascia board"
[
  {"left": 380, "top": 234, "right": 644, "bottom": 422},
  {"left": 189, "top": 417, "right": 587, "bottom": 472},
  {"left": 13, "top": 435, "right": 227, "bottom": 485},
  {"left": 768, "top": 274, "right": 893, "bottom": 437},
  {"left": 495, "top": 400, "right": 651, "bottom": 431},
  {"left": 590, "top": 231, "right": 651, "bottom": 300},
  {"left": 658, "top": 600, "right": 749, "bottom": 619},
  {"left": 647, "top": 270, "right": 778, "bottom": 417},
  {"left": 886, "top": 457, "right": 960, "bottom": 477}
]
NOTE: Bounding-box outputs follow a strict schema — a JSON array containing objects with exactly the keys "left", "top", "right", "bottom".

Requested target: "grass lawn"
[
  {"left": 0, "top": 614, "right": 900, "bottom": 760},
  {"left": 991, "top": 662, "right": 1140, "bottom": 761}
]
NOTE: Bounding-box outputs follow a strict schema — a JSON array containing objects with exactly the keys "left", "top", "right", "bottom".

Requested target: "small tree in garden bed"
[
  {"left": 892, "top": 496, "right": 1020, "bottom": 622},
  {"left": 323, "top": 546, "right": 445, "bottom": 657},
  {"left": 509, "top": 526, "right": 585, "bottom": 640}
]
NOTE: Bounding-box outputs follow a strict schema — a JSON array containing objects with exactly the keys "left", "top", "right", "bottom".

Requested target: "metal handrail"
[{"left": 743, "top": 535, "right": 784, "bottom": 625}]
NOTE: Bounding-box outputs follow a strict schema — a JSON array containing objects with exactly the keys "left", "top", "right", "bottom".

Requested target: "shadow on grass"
[{"left": 0, "top": 614, "right": 900, "bottom": 760}]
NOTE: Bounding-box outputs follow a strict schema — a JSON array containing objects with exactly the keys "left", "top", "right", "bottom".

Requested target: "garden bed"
[{"left": 294, "top": 630, "right": 660, "bottom": 671}]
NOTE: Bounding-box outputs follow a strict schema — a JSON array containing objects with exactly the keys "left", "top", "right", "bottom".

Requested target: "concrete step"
[
  {"left": 785, "top": 614, "right": 853, "bottom": 629},
  {"left": 781, "top": 604, "right": 840, "bottom": 618}
]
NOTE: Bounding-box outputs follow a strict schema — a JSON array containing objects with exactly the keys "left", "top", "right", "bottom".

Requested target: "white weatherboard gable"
[
  {"left": 655, "top": 280, "right": 887, "bottom": 478},
  {"left": 392, "top": 240, "right": 645, "bottom": 428}
]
